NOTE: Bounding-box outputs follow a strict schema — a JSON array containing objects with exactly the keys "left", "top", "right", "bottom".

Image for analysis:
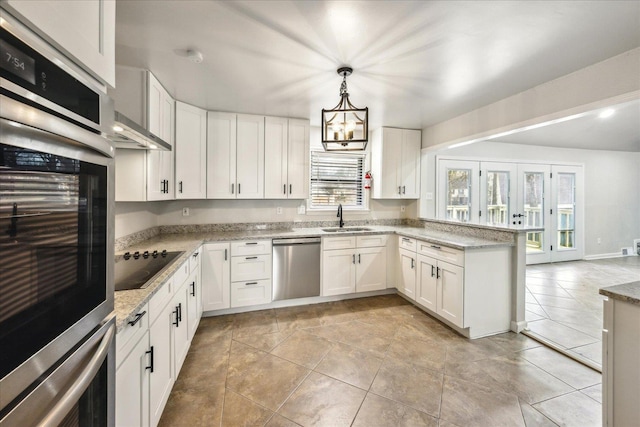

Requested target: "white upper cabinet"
[
  {"left": 146, "top": 73, "right": 175, "bottom": 201},
  {"left": 206, "top": 113, "right": 264, "bottom": 199},
  {"left": 371, "top": 128, "right": 421, "bottom": 199},
  {"left": 175, "top": 102, "right": 207, "bottom": 199},
  {"left": 264, "top": 117, "right": 310, "bottom": 199},
  {"left": 3, "top": 0, "right": 115, "bottom": 87}
]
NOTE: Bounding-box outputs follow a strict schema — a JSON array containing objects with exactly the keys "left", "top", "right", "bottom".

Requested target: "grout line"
[{"left": 521, "top": 330, "right": 601, "bottom": 373}]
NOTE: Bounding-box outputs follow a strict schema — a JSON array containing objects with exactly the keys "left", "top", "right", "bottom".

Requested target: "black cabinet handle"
[
  {"left": 173, "top": 306, "right": 179, "bottom": 326},
  {"left": 246, "top": 242, "right": 258, "bottom": 245},
  {"left": 289, "top": 184, "right": 292, "bottom": 194},
  {"left": 431, "top": 265, "right": 435, "bottom": 277},
  {"left": 402, "top": 185, "right": 406, "bottom": 194},
  {"left": 238, "top": 183, "right": 241, "bottom": 194},
  {"left": 193, "top": 252, "right": 199, "bottom": 258},
  {"left": 145, "top": 346, "right": 154, "bottom": 373},
  {"left": 178, "top": 303, "right": 182, "bottom": 323},
  {"left": 411, "top": 258, "right": 415, "bottom": 269},
  {"left": 231, "top": 183, "right": 234, "bottom": 194},
  {"left": 179, "top": 181, "right": 183, "bottom": 193},
  {"left": 246, "top": 256, "right": 258, "bottom": 260},
  {"left": 245, "top": 282, "right": 258, "bottom": 286},
  {"left": 436, "top": 267, "right": 441, "bottom": 279},
  {"left": 430, "top": 245, "right": 441, "bottom": 250},
  {"left": 358, "top": 254, "right": 361, "bottom": 264},
  {"left": 284, "top": 184, "right": 286, "bottom": 194},
  {"left": 398, "top": 186, "right": 401, "bottom": 194},
  {"left": 190, "top": 281, "right": 196, "bottom": 296},
  {"left": 127, "top": 310, "right": 147, "bottom": 326},
  {"left": 352, "top": 254, "right": 355, "bottom": 264},
  {"left": 224, "top": 248, "right": 228, "bottom": 260}
]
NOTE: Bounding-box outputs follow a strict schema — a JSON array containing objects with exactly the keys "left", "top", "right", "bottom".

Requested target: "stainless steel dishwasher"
[{"left": 272, "top": 237, "right": 321, "bottom": 301}]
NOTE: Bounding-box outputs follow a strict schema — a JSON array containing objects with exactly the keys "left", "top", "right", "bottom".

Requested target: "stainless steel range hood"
[{"left": 107, "top": 111, "right": 171, "bottom": 151}]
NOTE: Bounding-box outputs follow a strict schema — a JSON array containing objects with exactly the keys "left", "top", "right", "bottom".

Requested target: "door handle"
[{"left": 146, "top": 346, "right": 154, "bottom": 373}]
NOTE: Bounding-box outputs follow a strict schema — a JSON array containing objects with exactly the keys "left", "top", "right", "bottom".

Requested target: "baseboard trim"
[
  {"left": 584, "top": 252, "right": 626, "bottom": 261},
  {"left": 510, "top": 320, "right": 528, "bottom": 333}
]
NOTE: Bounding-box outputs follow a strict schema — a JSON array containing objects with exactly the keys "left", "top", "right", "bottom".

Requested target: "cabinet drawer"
[
  {"left": 357, "top": 234, "right": 389, "bottom": 248},
  {"left": 398, "top": 236, "right": 417, "bottom": 251},
  {"left": 231, "top": 240, "right": 272, "bottom": 256},
  {"left": 116, "top": 303, "right": 149, "bottom": 369},
  {"left": 417, "top": 241, "right": 464, "bottom": 266},
  {"left": 231, "top": 279, "right": 272, "bottom": 307},
  {"left": 172, "top": 259, "right": 190, "bottom": 289},
  {"left": 323, "top": 236, "right": 356, "bottom": 250},
  {"left": 189, "top": 247, "right": 201, "bottom": 274},
  {"left": 231, "top": 254, "right": 272, "bottom": 282},
  {"left": 148, "top": 276, "right": 174, "bottom": 325}
]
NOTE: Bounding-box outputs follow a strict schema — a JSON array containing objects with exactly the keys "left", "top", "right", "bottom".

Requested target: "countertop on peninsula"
[
  {"left": 114, "top": 225, "right": 514, "bottom": 332},
  {"left": 600, "top": 281, "right": 640, "bottom": 306}
]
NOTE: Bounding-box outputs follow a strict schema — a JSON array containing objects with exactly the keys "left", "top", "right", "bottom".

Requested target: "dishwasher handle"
[{"left": 273, "top": 237, "right": 321, "bottom": 245}]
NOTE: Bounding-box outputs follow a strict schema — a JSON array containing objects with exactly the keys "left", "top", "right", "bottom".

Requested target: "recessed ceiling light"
[
  {"left": 113, "top": 125, "right": 124, "bottom": 132},
  {"left": 599, "top": 108, "right": 615, "bottom": 119}
]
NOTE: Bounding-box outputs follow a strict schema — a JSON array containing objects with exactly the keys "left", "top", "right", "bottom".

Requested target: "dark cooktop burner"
[{"left": 114, "top": 250, "right": 183, "bottom": 291}]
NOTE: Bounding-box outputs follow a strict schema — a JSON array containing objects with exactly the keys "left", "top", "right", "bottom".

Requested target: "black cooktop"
[{"left": 114, "top": 250, "right": 183, "bottom": 291}]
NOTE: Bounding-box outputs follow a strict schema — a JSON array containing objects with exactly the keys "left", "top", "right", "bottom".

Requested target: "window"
[{"left": 310, "top": 151, "right": 364, "bottom": 209}]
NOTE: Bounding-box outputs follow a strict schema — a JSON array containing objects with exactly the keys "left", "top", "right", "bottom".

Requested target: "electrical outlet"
[
  {"left": 400, "top": 205, "right": 406, "bottom": 212},
  {"left": 297, "top": 205, "right": 306, "bottom": 215},
  {"left": 426, "top": 192, "right": 434, "bottom": 200},
  {"left": 182, "top": 207, "right": 190, "bottom": 217},
  {"left": 276, "top": 207, "right": 283, "bottom": 215}
]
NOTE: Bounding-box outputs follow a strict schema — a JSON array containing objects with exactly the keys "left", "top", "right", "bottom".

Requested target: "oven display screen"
[{"left": 0, "top": 39, "right": 36, "bottom": 85}]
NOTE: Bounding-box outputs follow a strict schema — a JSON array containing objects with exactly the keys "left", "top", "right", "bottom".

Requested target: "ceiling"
[{"left": 114, "top": 1, "right": 640, "bottom": 146}]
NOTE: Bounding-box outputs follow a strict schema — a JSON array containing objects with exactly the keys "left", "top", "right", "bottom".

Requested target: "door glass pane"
[
  {"left": 486, "top": 171, "right": 509, "bottom": 225},
  {"left": 446, "top": 169, "right": 470, "bottom": 222},
  {"left": 524, "top": 172, "right": 544, "bottom": 253},
  {"left": 557, "top": 173, "right": 575, "bottom": 250}
]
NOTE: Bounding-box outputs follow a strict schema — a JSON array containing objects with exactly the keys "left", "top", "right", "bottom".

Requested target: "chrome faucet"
[{"left": 337, "top": 204, "right": 344, "bottom": 228}]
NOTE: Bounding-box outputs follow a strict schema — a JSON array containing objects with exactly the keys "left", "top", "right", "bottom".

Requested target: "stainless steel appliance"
[
  {"left": 0, "top": 12, "right": 115, "bottom": 427},
  {"left": 272, "top": 238, "right": 321, "bottom": 301}
]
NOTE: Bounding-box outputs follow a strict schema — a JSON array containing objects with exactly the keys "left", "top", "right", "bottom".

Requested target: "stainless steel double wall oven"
[{"left": 0, "top": 11, "right": 116, "bottom": 427}]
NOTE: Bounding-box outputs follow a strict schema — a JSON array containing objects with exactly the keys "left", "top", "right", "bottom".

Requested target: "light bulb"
[
  {"left": 113, "top": 125, "right": 124, "bottom": 132},
  {"left": 345, "top": 120, "right": 356, "bottom": 132}
]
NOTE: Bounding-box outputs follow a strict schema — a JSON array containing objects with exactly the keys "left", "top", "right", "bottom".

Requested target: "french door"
[{"left": 438, "top": 158, "right": 583, "bottom": 265}]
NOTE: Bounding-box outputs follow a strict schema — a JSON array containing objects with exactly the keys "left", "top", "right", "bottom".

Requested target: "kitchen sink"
[
  {"left": 115, "top": 250, "right": 184, "bottom": 291},
  {"left": 322, "top": 227, "right": 372, "bottom": 232}
]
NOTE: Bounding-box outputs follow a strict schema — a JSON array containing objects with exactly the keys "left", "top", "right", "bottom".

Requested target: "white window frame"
[{"left": 307, "top": 150, "right": 369, "bottom": 212}]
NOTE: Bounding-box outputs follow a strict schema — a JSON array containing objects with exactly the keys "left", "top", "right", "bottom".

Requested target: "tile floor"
[
  {"left": 159, "top": 294, "right": 603, "bottom": 427},
  {"left": 525, "top": 256, "right": 640, "bottom": 367}
]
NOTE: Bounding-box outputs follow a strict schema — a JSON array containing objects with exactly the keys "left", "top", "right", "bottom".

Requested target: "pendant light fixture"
[{"left": 321, "top": 67, "right": 368, "bottom": 151}]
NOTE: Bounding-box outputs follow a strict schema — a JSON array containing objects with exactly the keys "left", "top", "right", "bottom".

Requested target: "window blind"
[{"left": 310, "top": 151, "right": 364, "bottom": 208}]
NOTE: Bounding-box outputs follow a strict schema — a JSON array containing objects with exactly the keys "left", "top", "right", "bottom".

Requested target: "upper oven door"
[{"left": 0, "top": 109, "right": 115, "bottom": 411}]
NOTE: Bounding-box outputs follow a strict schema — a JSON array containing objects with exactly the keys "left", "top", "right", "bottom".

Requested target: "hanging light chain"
[{"left": 340, "top": 74, "right": 348, "bottom": 96}]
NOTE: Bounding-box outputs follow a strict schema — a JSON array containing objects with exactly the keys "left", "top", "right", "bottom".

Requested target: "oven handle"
[{"left": 36, "top": 323, "right": 115, "bottom": 427}]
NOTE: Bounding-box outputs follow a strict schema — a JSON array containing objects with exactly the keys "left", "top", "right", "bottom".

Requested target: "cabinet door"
[
  {"left": 398, "top": 248, "right": 416, "bottom": 300},
  {"left": 201, "top": 243, "right": 231, "bottom": 311},
  {"left": 172, "top": 287, "right": 190, "bottom": 378},
  {"left": 147, "top": 74, "right": 174, "bottom": 201},
  {"left": 416, "top": 254, "right": 437, "bottom": 311},
  {"left": 322, "top": 249, "right": 356, "bottom": 296},
  {"left": 287, "top": 119, "right": 310, "bottom": 199},
  {"left": 185, "top": 270, "right": 200, "bottom": 341},
  {"left": 175, "top": 102, "right": 207, "bottom": 199},
  {"left": 356, "top": 246, "right": 387, "bottom": 292},
  {"left": 231, "top": 279, "right": 272, "bottom": 308},
  {"left": 264, "top": 117, "right": 289, "bottom": 199},
  {"left": 437, "top": 261, "right": 464, "bottom": 328},
  {"left": 400, "top": 129, "right": 421, "bottom": 198},
  {"left": 148, "top": 306, "right": 174, "bottom": 427},
  {"left": 373, "top": 128, "right": 402, "bottom": 199},
  {"left": 3, "top": 0, "right": 116, "bottom": 86},
  {"left": 115, "top": 330, "right": 150, "bottom": 427},
  {"left": 236, "top": 114, "right": 265, "bottom": 199},
  {"left": 207, "top": 112, "right": 237, "bottom": 199}
]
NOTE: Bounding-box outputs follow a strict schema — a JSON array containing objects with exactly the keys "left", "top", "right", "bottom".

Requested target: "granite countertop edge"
[
  {"left": 599, "top": 281, "right": 640, "bottom": 305},
  {"left": 114, "top": 225, "right": 514, "bottom": 332}
]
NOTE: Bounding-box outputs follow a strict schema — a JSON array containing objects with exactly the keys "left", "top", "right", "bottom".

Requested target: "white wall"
[
  {"left": 419, "top": 141, "right": 640, "bottom": 257},
  {"left": 115, "top": 202, "right": 162, "bottom": 239}
]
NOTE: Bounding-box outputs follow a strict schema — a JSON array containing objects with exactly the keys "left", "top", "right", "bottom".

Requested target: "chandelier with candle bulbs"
[{"left": 321, "top": 67, "right": 368, "bottom": 151}]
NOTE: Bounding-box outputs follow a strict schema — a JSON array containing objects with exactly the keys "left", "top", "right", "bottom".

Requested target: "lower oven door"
[{"left": 0, "top": 315, "right": 115, "bottom": 427}]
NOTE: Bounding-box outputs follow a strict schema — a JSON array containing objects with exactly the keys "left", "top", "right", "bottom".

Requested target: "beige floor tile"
[
  {"left": 519, "top": 346, "right": 601, "bottom": 389},
  {"left": 386, "top": 336, "right": 446, "bottom": 372},
  {"left": 439, "top": 376, "right": 525, "bottom": 427},
  {"left": 444, "top": 336, "right": 508, "bottom": 364},
  {"left": 352, "top": 393, "right": 438, "bottom": 427},
  {"left": 227, "top": 340, "right": 268, "bottom": 378},
  {"left": 226, "top": 353, "right": 309, "bottom": 411},
  {"left": 370, "top": 357, "right": 443, "bottom": 417},
  {"left": 189, "top": 325, "right": 232, "bottom": 353},
  {"left": 278, "top": 372, "right": 366, "bottom": 427},
  {"left": 173, "top": 348, "right": 228, "bottom": 392},
  {"left": 526, "top": 319, "right": 599, "bottom": 349},
  {"left": 158, "top": 381, "right": 225, "bottom": 427},
  {"left": 315, "top": 301, "right": 360, "bottom": 325},
  {"left": 519, "top": 400, "right": 559, "bottom": 427},
  {"left": 533, "top": 391, "right": 602, "bottom": 427},
  {"left": 270, "top": 329, "right": 333, "bottom": 369},
  {"left": 579, "top": 384, "right": 602, "bottom": 403},
  {"left": 472, "top": 353, "right": 574, "bottom": 404},
  {"left": 265, "top": 413, "right": 301, "bottom": 427},
  {"left": 314, "top": 342, "right": 383, "bottom": 389},
  {"left": 221, "top": 389, "right": 273, "bottom": 426},
  {"left": 233, "top": 330, "right": 292, "bottom": 352},
  {"left": 486, "top": 332, "right": 541, "bottom": 353}
]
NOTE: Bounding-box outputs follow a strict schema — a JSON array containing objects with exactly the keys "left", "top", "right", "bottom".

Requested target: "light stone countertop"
[
  {"left": 600, "top": 281, "right": 640, "bottom": 306},
  {"left": 114, "top": 225, "right": 514, "bottom": 332}
]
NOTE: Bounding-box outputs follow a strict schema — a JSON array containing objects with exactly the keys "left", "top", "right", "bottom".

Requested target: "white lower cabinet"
[
  {"left": 230, "top": 240, "right": 272, "bottom": 307},
  {"left": 398, "top": 248, "right": 417, "bottom": 300},
  {"left": 201, "top": 243, "right": 231, "bottom": 311},
  {"left": 416, "top": 255, "right": 464, "bottom": 327},
  {"left": 116, "top": 250, "right": 204, "bottom": 427},
  {"left": 322, "top": 236, "right": 388, "bottom": 296}
]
